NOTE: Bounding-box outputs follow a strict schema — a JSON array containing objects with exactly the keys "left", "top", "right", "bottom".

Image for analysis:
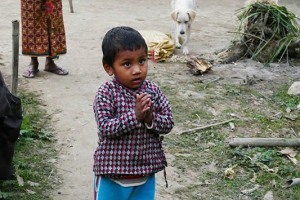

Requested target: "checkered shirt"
[{"left": 93, "top": 78, "right": 174, "bottom": 178}]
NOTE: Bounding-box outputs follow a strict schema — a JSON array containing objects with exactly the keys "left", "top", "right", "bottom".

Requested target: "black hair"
[{"left": 102, "top": 26, "right": 148, "bottom": 67}]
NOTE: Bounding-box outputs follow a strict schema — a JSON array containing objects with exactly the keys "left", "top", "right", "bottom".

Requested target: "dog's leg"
[
  {"left": 174, "top": 28, "right": 181, "bottom": 49},
  {"left": 175, "top": 37, "right": 181, "bottom": 49},
  {"left": 171, "top": 11, "right": 181, "bottom": 49},
  {"left": 181, "top": 28, "right": 191, "bottom": 55}
]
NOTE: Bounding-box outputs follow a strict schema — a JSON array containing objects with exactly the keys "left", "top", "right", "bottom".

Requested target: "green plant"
[
  {"left": 271, "top": 84, "right": 300, "bottom": 110},
  {"left": 234, "top": 2, "right": 300, "bottom": 63},
  {"left": 0, "top": 90, "right": 56, "bottom": 200}
]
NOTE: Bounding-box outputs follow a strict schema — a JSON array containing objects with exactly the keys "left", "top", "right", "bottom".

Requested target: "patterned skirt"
[{"left": 21, "top": 0, "right": 67, "bottom": 57}]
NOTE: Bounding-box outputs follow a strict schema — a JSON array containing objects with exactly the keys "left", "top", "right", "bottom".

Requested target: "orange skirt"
[{"left": 21, "top": 0, "right": 67, "bottom": 57}]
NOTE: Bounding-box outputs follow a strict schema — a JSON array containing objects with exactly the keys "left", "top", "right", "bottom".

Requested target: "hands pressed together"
[{"left": 135, "top": 93, "right": 153, "bottom": 125}]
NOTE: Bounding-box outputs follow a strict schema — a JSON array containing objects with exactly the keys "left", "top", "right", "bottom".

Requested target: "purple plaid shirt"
[{"left": 93, "top": 78, "right": 174, "bottom": 178}]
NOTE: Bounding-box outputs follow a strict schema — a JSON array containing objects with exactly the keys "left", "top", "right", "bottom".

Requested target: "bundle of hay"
[
  {"left": 222, "top": 0, "right": 300, "bottom": 64},
  {"left": 139, "top": 30, "right": 175, "bottom": 63}
]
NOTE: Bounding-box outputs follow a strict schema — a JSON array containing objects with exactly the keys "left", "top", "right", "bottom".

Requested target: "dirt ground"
[{"left": 0, "top": 0, "right": 300, "bottom": 199}]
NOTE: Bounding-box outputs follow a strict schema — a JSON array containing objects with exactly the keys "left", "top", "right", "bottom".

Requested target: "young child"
[{"left": 93, "top": 26, "right": 174, "bottom": 200}]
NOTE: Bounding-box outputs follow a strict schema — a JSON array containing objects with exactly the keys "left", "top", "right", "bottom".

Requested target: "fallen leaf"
[
  {"left": 225, "top": 164, "right": 237, "bottom": 179},
  {"left": 280, "top": 148, "right": 298, "bottom": 164},
  {"left": 17, "top": 175, "right": 24, "bottom": 187},
  {"left": 241, "top": 184, "right": 260, "bottom": 195},
  {"left": 263, "top": 191, "right": 274, "bottom": 200}
]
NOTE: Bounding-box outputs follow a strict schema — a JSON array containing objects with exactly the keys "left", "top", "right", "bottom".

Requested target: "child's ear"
[{"left": 103, "top": 64, "right": 114, "bottom": 76}]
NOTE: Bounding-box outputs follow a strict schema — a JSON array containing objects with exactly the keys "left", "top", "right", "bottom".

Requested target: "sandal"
[
  {"left": 44, "top": 67, "right": 69, "bottom": 75},
  {"left": 22, "top": 68, "right": 39, "bottom": 78}
]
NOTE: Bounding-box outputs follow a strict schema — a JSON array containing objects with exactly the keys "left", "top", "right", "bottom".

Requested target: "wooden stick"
[
  {"left": 229, "top": 138, "right": 300, "bottom": 147},
  {"left": 204, "top": 77, "right": 222, "bottom": 89},
  {"left": 11, "top": 20, "right": 19, "bottom": 96},
  {"left": 68, "top": 0, "right": 74, "bottom": 13},
  {"left": 179, "top": 118, "right": 235, "bottom": 135}
]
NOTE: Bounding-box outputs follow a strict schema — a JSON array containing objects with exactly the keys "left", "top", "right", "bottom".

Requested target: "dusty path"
[{"left": 1, "top": 0, "right": 299, "bottom": 199}]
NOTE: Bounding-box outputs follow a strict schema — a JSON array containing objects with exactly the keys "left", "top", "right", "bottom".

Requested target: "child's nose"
[{"left": 132, "top": 65, "right": 142, "bottom": 74}]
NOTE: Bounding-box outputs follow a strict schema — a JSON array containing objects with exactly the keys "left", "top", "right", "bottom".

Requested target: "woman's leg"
[
  {"left": 44, "top": 57, "right": 68, "bottom": 75},
  {"left": 22, "top": 57, "right": 39, "bottom": 78}
]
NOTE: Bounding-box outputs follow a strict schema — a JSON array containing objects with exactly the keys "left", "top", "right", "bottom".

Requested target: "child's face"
[{"left": 104, "top": 48, "right": 148, "bottom": 90}]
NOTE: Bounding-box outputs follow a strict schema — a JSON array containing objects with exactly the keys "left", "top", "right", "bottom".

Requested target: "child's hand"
[{"left": 135, "top": 93, "right": 153, "bottom": 123}]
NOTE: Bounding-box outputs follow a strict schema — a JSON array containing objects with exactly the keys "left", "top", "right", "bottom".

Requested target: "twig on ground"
[
  {"left": 204, "top": 77, "right": 222, "bottom": 89},
  {"left": 57, "top": 167, "right": 72, "bottom": 173},
  {"left": 179, "top": 118, "right": 235, "bottom": 135},
  {"left": 48, "top": 168, "right": 54, "bottom": 179}
]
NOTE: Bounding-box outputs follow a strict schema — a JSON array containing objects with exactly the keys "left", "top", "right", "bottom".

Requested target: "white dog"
[{"left": 171, "top": 0, "right": 197, "bottom": 55}]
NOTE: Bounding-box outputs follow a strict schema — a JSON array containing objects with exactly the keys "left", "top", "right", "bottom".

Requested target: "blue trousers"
[{"left": 94, "top": 175, "right": 155, "bottom": 200}]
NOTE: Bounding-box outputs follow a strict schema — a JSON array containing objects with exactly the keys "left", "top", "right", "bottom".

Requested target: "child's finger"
[{"left": 136, "top": 93, "right": 150, "bottom": 104}]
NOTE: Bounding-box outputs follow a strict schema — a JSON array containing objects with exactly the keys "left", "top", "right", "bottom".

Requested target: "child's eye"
[
  {"left": 123, "top": 62, "right": 131, "bottom": 67},
  {"left": 139, "top": 58, "right": 147, "bottom": 65}
]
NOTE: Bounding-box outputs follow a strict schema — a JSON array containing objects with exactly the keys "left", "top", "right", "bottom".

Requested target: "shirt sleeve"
[
  {"left": 149, "top": 83, "right": 174, "bottom": 135},
  {"left": 93, "top": 85, "right": 142, "bottom": 139}
]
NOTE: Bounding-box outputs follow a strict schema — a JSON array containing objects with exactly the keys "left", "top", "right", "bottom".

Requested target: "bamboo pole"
[
  {"left": 229, "top": 138, "right": 300, "bottom": 147},
  {"left": 286, "top": 178, "right": 300, "bottom": 188},
  {"left": 68, "top": 0, "right": 74, "bottom": 13},
  {"left": 11, "top": 20, "right": 19, "bottom": 96}
]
